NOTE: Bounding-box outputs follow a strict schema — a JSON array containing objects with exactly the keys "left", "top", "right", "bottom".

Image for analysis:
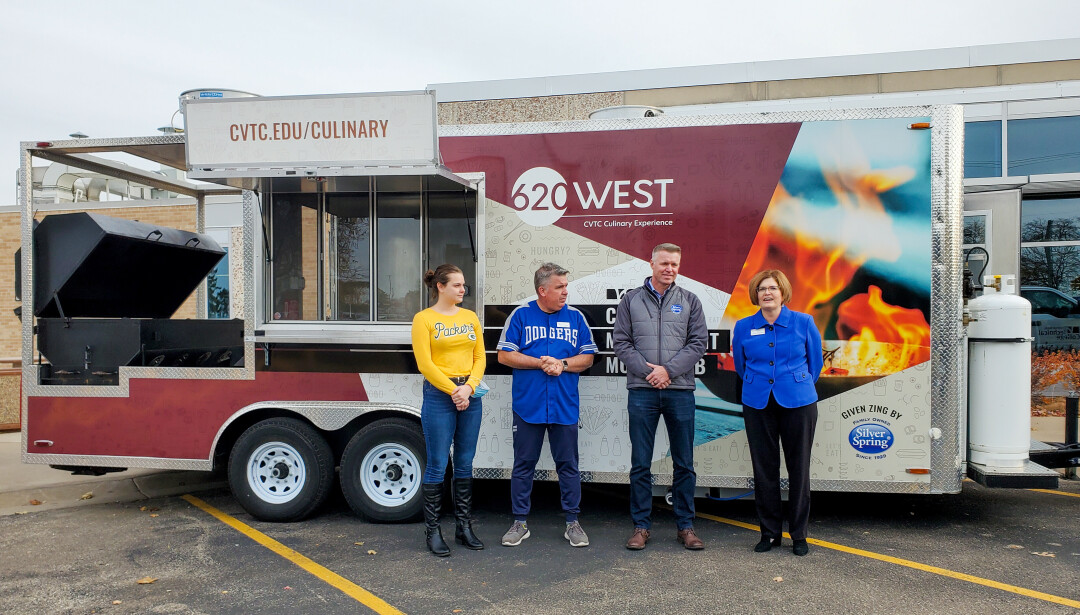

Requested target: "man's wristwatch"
[{"left": 561, "top": 359, "right": 569, "bottom": 370}]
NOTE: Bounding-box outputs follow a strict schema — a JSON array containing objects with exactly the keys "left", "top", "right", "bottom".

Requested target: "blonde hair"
[
  {"left": 748, "top": 269, "right": 792, "bottom": 306},
  {"left": 651, "top": 243, "right": 681, "bottom": 259}
]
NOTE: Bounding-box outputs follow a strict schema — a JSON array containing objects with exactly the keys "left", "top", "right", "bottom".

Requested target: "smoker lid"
[{"left": 33, "top": 212, "right": 226, "bottom": 318}]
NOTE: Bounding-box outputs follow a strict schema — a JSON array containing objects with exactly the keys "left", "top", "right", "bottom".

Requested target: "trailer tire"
[
  {"left": 228, "top": 418, "right": 334, "bottom": 522},
  {"left": 340, "top": 418, "right": 425, "bottom": 523}
]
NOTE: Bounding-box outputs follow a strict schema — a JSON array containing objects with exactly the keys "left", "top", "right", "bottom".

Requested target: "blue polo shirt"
[{"left": 496, "top": 301, "right": 597, "bottom": 425}]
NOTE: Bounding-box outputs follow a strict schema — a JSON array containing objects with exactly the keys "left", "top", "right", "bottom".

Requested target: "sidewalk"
[{"left": 0, "top": 431, "right": 225, "bottom": 516}]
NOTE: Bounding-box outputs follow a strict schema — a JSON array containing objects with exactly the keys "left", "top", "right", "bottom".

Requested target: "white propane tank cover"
[{"left": 966, "top": 285, "right": 1032, "bottom": 469}]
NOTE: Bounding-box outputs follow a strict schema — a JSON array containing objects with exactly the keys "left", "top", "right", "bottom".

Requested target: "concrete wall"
[{"left": 438, "top": 92, "right": 624, "bottom": 125}]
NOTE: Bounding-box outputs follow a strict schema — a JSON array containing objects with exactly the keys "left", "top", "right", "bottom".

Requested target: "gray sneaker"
[
  {"left": 564, "top": 521, "right": 589, "bottom": 547},
  {"left": 501, "top": 520, "right": 530, "bottom": 546}
]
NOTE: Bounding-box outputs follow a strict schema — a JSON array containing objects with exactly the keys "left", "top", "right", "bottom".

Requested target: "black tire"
[
  {"left": 227, "top": 418, "right": 334, "bottom": 522},
  {"left": 340, "top": 418, "right": 426, "bottom": 523}
]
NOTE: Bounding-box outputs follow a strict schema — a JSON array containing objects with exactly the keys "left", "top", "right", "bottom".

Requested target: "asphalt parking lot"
[{"left": 1, "top": 479, "right": 1078, "bottom": 614}]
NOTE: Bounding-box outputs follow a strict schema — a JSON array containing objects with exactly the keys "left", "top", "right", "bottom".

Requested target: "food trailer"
[{"left": 18, "top": 91, "right": 1062, "bottom": 523}]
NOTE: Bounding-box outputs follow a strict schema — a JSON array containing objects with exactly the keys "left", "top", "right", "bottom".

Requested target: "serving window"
[{"left": 263, "top": 175, "right": 477, "bottom": 325}]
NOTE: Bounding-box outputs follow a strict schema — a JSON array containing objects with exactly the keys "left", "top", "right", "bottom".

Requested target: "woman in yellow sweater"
[{"left": 411, "top": 263, "right": 486, "bottom": 557}]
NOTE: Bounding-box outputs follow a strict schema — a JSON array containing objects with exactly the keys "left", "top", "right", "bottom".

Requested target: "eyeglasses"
[{"left": 757, "top": 286, "right": 780, "bottom": 294}]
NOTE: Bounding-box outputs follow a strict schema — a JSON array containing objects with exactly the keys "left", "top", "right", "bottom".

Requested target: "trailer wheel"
[
  {"left": 228, "top": 418, "right": 333, "bottom": 522},
  {"left": 340, "top": 418, "right": 425, "bottom": 523}
]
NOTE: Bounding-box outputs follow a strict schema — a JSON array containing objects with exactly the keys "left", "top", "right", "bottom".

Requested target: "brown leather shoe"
[
  {"left": 625, "top": 528, "right": 650, "bottom": 550},
  {"left": 677, "top": 528, "right": 704, "bottom": 550}
]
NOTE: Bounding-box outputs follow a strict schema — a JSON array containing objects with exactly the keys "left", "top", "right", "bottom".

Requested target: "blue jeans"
[
  {"left": 421, "top": 381, "right": 483, "bottom": 484},
  {"left": 628, "top": 388, "right": 697, "bottom": 530}
]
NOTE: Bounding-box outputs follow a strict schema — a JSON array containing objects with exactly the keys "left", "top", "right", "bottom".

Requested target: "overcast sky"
[{"left": 3, "top": 0, "right": 1080, "bottom": 203}]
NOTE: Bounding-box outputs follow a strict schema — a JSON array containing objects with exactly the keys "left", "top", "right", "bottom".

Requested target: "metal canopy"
[
  {"left": 25, "top": 135, "right": 476, "bottom": 194},
  {"left": 26, "top": 136, "right": 238, "bottom": 198},
  {"left": 188, "top": 161, "right": 478, "bottom": 191}
]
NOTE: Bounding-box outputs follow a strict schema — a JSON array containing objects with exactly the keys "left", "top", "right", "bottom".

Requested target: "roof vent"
[
  {"left": 588, "top": 105, "right": 665, "bottom": 120},
  {"left": 179, "top": 88, "right": 260, "bottom": 107},
  {"left": 174, "top": 89, "right": 261, "bottom": 133}
]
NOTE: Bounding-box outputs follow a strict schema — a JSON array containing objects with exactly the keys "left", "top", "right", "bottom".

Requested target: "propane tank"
[{"left": 966, "top": 275, "right": 1032, "bottom": 468}]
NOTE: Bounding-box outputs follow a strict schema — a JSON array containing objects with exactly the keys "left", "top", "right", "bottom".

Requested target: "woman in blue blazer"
[{"left": 732, "top": 269, "right": 822, "bottom": 556}]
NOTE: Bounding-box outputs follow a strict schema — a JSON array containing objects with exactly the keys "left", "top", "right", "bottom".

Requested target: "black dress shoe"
[
  {"left": 792, "top": 539, "right": 809, "bottom": 556},
  {"left": 754, "top": 536, "right": 783, "bottom": 552}
]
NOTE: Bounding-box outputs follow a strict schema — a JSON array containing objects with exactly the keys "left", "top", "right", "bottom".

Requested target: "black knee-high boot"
[
  {"left": 453, "top": 478, "right": 484, "bottom": 550},
  {"left": 423, "top": 483, "right": 450, "bottom": 557}
]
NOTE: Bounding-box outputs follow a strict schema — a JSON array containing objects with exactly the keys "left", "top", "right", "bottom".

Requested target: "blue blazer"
[{"left": 732, "top": 306, "right": 823, "bottom": 410}]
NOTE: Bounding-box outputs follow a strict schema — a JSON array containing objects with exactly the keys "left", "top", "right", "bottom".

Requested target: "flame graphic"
[
  {"left": 831, "top": 285, "right": 931, "bottom": 375},
  {"left": 722, "top": 133, "right": 930, "bottom": 378}
]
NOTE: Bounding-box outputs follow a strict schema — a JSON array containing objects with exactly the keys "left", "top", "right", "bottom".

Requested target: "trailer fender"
[{"left": 209, "top": 401, "right": 421, "bottom": 462}]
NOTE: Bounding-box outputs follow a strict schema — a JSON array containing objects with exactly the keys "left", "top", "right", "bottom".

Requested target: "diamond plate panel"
[
  {"left": 22, "top": 453, "right": 211, "bottom": 471},
  {"left": 929, "top": 105, "right": 966, "bottom": 494}
]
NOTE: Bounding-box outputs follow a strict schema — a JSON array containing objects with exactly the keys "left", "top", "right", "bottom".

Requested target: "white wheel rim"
[
  {"left": 359, "top": 443, "right": 421, "bottom": 508},
  {"left": 247, "top": 441, "right": 307, "bottom": 504}
]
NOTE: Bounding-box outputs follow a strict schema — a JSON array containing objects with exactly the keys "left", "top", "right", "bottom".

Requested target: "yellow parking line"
[
  {"left": 182, "top": 495, "right": 405, "bottom": 615},
  {"left": 1029, "top": 488, "right": 1080, "bottom": 499},
  {"left": 694, "top": 510, "right": 1080, "bottom": 610}
]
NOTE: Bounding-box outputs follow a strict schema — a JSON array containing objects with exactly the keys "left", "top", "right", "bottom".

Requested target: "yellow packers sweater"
[{"left": 410, "top": 307, "right": 486, "bottom": 395}]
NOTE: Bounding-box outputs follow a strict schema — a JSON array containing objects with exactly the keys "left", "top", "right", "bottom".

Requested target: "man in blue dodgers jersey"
[{"left": 496, "top": 263, "right": 597, "bottom": 548}]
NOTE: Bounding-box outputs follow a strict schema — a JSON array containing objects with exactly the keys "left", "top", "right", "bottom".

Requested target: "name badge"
[
  {"left": 750, "top": 328, "right": 766, "bottom": 336},
  {"left": 557, "top": 321, "right": 570, "bottom": 328}
]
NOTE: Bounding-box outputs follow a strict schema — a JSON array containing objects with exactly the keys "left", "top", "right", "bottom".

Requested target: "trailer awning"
[
  {"left": 25, "top": 136, "right": 477, "bottom": 195},
  {"left": 26, "top": 136, "right": 237, "bottom": 198}
]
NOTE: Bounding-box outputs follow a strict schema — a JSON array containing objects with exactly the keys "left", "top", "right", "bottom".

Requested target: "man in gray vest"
[{"left": 612, "top": 243, "right": 708, "bottom": 550}]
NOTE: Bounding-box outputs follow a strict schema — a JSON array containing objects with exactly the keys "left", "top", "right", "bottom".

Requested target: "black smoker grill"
[{"left": 30, "top": 212, "right": 243, "bottom": 385}]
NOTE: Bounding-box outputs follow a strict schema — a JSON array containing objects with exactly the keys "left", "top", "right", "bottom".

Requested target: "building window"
[
  {"left": 1020, "top": 197, "right": 1080, "bottom": 294},
  {"left": 1007, "top": 115, "right": 1080, "bottom": 176},
  {"left": 207, "top": 248, "right": 230, "bottom": 319},
  {"left": 964, "top": 120, "right": 1002, "bottom": 179},
  {"left": 963, "top": 212, "right": 991, "bottom": 284},
  {"left": 964, "top": 213, "right": 988, "bottom": 245}
]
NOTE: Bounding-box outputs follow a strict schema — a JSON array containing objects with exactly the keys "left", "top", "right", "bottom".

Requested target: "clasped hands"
[
  {"left": 451, "top": 385, "right": 472, "bottom": 411},
  {"left": 538, "top": 355, "right": 566, "bottom": 376},
  {"left": 645, "top": 362, "right": 670, "bottom": 389}
]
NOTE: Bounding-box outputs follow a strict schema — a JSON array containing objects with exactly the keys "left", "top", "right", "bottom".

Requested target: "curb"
[{"left": 0, "top": 471, "right": 227, "bottom": 517}]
